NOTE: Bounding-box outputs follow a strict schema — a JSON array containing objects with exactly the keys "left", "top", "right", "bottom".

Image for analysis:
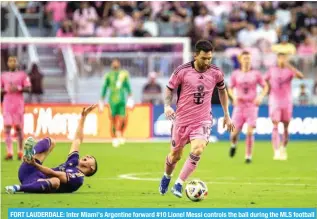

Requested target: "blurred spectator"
[
  {"left": 112, "top": 9, "right": 134, "bottom": 37},
  {"left": 56, "top": 20, "right": 73, "bottom": 37},
  {"left": 297, "top": 84, "right": 310, "bottom": 105},
  {"left": 194, "top": 6, "right": 213, "bottom": 32},
  {"left": 96, "top": 19, "right": 115, "bottom": 37},
  {"left": 237, "top": 23, "right": 258, "bottom": 48},
  {"left": 133, "top": 22, "right": 151, "bottom": 37},
  {"left": 227, "top": 8, "right": 247, "bottom": 33},
  {"left": 311, "top": 27, "right": 317, "bottom": 46},
  {"left": 73, "top": 1, "right": 98, "bottom": 37},
  {"left": 274, "top": 3, "right": 291, "bottom": 28},
  {"left": 136, "top": 1, "right": 152, "bottom": 20},
  {"left": 1, "top": 4, "right": 8, "bottom": 31},
  {"left": 297, "top": 36, "right": 316, "bottom": 77},
  {"left": 45, "top": 2, "right": 67, "bottom": 36},
  {"left": 312, "top": 81, "right": 317, "bottom": 105},
  {"left": 255, "top": 20, "right": 278, "bottom": 45},
  {"left": 215, "top": 25, "right": 238, "bottom": 51},
  {"left": 28, "top": 63, "right": 44, "bottom": 103},
  {"left": 142, "top": 72, "right": 163, "bottom": 105},
  {"left": 296, "top": 4, "right": 317, "bottom": 32},
  {"left": 284, "top": 13, "right": 301, "bottom": 45},
  {"left": 271, "top": 35, "right": 296, "bottom": 55},
  {"left": 261, "top": 2, "right": 275, "bottom": 23}
]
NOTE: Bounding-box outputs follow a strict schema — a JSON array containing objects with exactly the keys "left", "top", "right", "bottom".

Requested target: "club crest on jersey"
[{"left": 197, "top": 85, "right": 204, "bottom": 92}]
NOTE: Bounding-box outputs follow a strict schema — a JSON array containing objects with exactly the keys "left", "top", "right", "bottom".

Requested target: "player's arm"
[
  {"left": 69, "top": 105, "right": 97, "bottom": 154},
  {"left": 286, "top": 62, "right": 304, "bottom": 79},
  {"left": 164, "top": 87, "right": 175, "bottom": 120},
  {"left": 227, "top": 73, "right": 236, "bottom": 105},
  {"left": 124, "top": 72, "right": 134, "bottom": 108},
  {"left": 99, "top": 74, "right": 109, "bottom": 112},
  {"left": 26, "top": 158, "right": 68, "bottom": 183}
]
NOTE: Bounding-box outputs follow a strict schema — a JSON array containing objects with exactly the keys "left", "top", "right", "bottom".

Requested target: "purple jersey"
[
  {"left": 52, "top": 151, "right": 84, "bottom": 193},
  {"left": 167, "top": 61, "right": 225, "bottom": 126},
  {"left": 229, "top": 69, "right": 265, "bottom": 105}
]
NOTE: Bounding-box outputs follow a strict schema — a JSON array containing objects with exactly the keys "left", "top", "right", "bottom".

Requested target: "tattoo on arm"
[{"left": 165, "top": 88, "right": 173, "bottom": 106}]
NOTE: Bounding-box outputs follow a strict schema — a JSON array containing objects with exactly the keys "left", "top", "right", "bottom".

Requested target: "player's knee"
[
  {"left": 49, "top": 138, "right": 56, "bottom": 148},
  {"left": 169, "top": 151, "right": 182, "bottom": 163},
  {"left": 49, "top": 177, "right": 60, "bottom": 189},
  {"left": 191, "top": 144, "right": 205, "bottom": 156},
  {"left": 15, "top": 126, "right": 22, "bottom": 132}
]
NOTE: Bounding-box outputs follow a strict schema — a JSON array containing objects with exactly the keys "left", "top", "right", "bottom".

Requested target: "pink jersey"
[
  {"left": 1, "top": 71, "right": 30, "bottom": 114},
  {"left": 229, "top": 69, "right": 265, "bottom": 106},
  {"left": 167, "top": 62, "right": 225, "bottom": 126},
  {"left": 45, "top": 2, "right": 67, "bottom": 22},
  {"left": 264, "top": 66, "right": 296, "bottom": 107}
]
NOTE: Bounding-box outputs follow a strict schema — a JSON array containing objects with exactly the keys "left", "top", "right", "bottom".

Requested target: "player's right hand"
[{"left": 164, "top": 105, "right": 175, "bottom": 120}]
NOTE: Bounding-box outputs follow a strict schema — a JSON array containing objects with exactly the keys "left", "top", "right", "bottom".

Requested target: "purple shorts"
[
  {"left": 170, "top": 121, "right": 212, "bottom": 152},
  {"left": 18, "top": 160, "right": 47, "bottom": 184}
]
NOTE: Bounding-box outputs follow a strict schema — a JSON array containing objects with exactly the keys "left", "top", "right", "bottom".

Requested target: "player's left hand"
[
  {"left": 223, "top": 114, "right": 235, "bottom": 132},
  {"left": 81, "top": 104, "right": 97, "bottom": 117},
  {"left": 9, "top": 85, "right": 19, "bottom": 93},
  {"left": 254, "top": 96, "right": 263, "bottom": 106}
]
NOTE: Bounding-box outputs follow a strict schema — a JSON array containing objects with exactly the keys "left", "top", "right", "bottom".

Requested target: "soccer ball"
[{"left": 185, "top": 180, "right": 208, "bottom": 202}]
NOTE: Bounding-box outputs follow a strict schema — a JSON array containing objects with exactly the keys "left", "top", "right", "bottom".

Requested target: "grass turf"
[{"left": 1, "top": 141, "right": 316, "bottom": 218}]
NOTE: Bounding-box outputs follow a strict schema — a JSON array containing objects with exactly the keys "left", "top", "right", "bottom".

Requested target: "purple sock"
[
  {"left": 33, "top": 138, "right": 51, "bottom": 154},
  {"left": 20, "top": 180, "right": 52, "bottom": 193}
]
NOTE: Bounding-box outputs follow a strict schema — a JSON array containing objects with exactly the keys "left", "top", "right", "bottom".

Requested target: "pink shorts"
[
  {"left": 269, "top": 105, "right": 293, "bottom": 122},
  {"left": 232, "top": 106, "right": 258, "bottom": 130},
  {"left": 170, "top": 122, "right": 212, "bottom": 152},
  {"left": 3, "top": 111, "right": 24, "bottom": 127}
]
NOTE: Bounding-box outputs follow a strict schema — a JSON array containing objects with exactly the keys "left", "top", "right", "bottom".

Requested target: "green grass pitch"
[{"left": 1, "top": 141, "right": 316, "bottom": 218}]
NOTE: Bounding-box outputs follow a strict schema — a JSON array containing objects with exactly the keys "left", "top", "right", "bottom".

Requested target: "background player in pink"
[
  {"left": 265, "top": 53, "right": 304, "bottom": 160},
  {"left": 228, "top": 51, "right": 269, "bottom": 163},
  {"left": 159, "top": 40, "right": 235, "bottom": 198},
  {"left": 1, "top": 55, "right": 31, "bottom": 160}
]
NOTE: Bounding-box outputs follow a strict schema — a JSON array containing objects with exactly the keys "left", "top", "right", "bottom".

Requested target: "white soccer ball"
[{"left": 185, "top": 180, "right": 208, "bottom": 202}]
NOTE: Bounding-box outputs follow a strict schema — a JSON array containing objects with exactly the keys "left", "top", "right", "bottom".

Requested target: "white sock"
[
  {"left": 14, "top": 185, "right": 20, "bottom": 191},
  {"left": 175, "top": 178, "right": 184, "bottom": 185},
  {"left": 164, "top": 173, "right": 171, "bottom": 179}
]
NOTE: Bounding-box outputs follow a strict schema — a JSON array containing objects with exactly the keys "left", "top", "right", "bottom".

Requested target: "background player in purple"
[
  {"left": 1, "top": 55, "right": 31, "bottom": 160},
  {"left": 265, "top": 53, "right": 304, "bottom": 160},
  {"left": 228, "top": 51, "right": 269, "bottom": 163},
  {"left": 5, "top": 104, "right": 98, "bottom": 194},
  {"left": 159, "top": 40, "right": 235, "bottom": 198}
]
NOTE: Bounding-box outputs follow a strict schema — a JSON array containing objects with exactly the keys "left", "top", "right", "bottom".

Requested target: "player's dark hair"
[
  {"left": 240, "top": 51, "right": 250, "bottom": 56},
  {"left": 277, "top": 52, "right": 286, "bottom": 57},
  {"left": 86, "top": 156, "right": 98, "bottom": 177},
  {"left": 195, "top": 40, "right": 214, "bottom": 54}
]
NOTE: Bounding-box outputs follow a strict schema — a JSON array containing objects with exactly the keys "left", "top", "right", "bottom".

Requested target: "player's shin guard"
[
  {"left": 4, "top": 127, "right": 13, "bottom": 155},
  {"left": 20, "top": 180, "right": 52, "bottom": 193},
  {"left": 165, "top": 155, "right": 177, "bottom": 176},
  {"left": 245, "top": 135, "right": 254, "bottom": 159},
  {"left": 272, "top": 126, "right": 280, "bottom": 152},
  {"left": 33, "top": 138, "right": 51, "bottom": 154},
  {"left": 179, "top": 153, "right": 200, "bottom": 183}
]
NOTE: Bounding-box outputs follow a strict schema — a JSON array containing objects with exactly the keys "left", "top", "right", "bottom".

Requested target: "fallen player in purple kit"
[{"left": 5, "top": 104, "right": 98, "bottom": 194}]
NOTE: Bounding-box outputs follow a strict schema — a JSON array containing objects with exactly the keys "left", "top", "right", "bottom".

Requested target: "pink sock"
[
  {"left": 5, "top": 128, "right": 13, "bottom": 155},
  {"left": 179, "top": 153, "right": 200, "bottom": 182},
  {"left": 165, "top": 155, "right": 176, "bottom": 176},
  {"left": 282, "top": 131, "right": 289, "bottom": 147},
  {"left": 245, "top": 135, "right": 254, "bottom": 158},
  {"left": 272, "top": 126, "right": 280, "bottom": 151}
]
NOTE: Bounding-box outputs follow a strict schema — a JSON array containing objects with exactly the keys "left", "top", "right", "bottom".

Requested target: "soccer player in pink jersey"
[
  {"left": 228, "top": 51, "right": 269, "bottom": 163},
  {"left": 265, "top": 53, "right": 304, "bottom": 160},
  {"left": 1, "top": 56, "right": 31, "bottom": 160},
  {"left": 159, "top": 40, "right": 235, "bottom": 198}
]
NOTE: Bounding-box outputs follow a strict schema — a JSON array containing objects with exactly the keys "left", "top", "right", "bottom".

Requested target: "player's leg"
[
  {"left": 230, "top": 106, "right": 244, "bottom": 157},
  {"left": 117, "top": 103, "right": 127, "bottom": 145},
  {"left": 171, "top": 123, "right": 211, "bottom": 198},
  {"left": 4, "top": 125, "right": 13, "bottom": 160},
  {"left": 159, "top": 124, "right": 188, "bottom": 195},
  {"left": 280, "top": 106, "right": 292, "bottom": 160},
  {"left": 15, "top": 126, "right": 24, "bottom": 160},
  {"left": 5, "top": 177, "right": 60, "bottom": 194},
  {"left": 109, "top": 103, "right": 120, "bottom": 147},
  {"left": 270, "top": 107, "right": 282, "bottom": 160},
  {"left": 23, "top": 137, "right": 56, "bottom": 163},
  {"left": 244, "top": 106, "right": 258, "bottom": 163}
]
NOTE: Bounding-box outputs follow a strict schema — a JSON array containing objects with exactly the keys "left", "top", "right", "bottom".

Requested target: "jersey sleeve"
[
  {"left": 257, "top": 71, "right": 266, "bottom": 87},
  {"left": 229, "top": 72, "right": 236, "bottom": 88},
  {"left": 167, "top": 70, "right": 182, "bottom": 90},
  {"left": 66, "top": 151, "right": 79, "bottom": 166},
  {"left": 216, "top": 70, "right": 226, "bottom": 90},
  {"left": 100, "top": 74, "right": 109, "bottom": 98},
  {"left": 123, "top": 71, "right": 132, "bottom": 95},
  {"left": 23, "top": 73, "right": 31, "bottom": 87}
]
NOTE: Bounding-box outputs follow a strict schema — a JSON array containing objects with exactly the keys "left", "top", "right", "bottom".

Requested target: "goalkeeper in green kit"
[{"left": 99, "top": 59, "right": 134, "bottom": 147}]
